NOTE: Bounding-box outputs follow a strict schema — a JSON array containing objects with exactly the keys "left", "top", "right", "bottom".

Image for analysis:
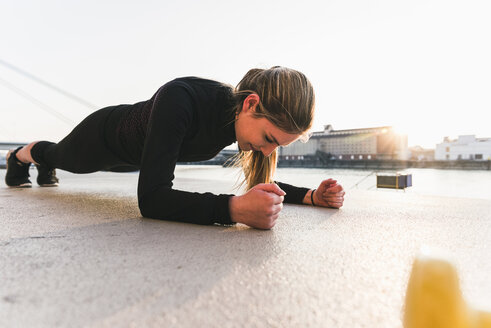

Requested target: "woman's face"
[{"left": 235, "top": 94, "right": 301, "bottom": 157}]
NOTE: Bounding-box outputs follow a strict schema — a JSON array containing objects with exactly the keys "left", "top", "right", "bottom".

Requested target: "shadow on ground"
[{"left": 2, "top": 185, "right": 326, "bottom": 327}]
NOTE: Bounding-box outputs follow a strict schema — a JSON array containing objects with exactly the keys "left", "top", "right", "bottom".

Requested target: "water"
[
  {"left": 276, "top": 167, "right": 491, "bottom": 200},
  {"left": 1, "top": 160, "right": 489, "bottom": 200},
  {"left": 175, "top": 165, "right": 491, "bottom": 200}
]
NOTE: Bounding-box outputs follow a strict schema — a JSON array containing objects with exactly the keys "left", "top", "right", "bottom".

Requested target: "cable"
[
  {"left": 0, "top": 76, "right": 75, "bottom": 126},
  {"left": 349, "top": 171, "right": 377, "bottom": 190},
  {"left": 0, "top": 58, "right": 98, "bottom": 110}
]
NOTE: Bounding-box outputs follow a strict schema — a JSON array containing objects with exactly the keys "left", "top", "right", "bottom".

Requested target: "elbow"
[
  {"left": 138, "top": 197, "right": 152, "bottom": 218},
  {"left": 138, "top": 194, "right": 175, "bottom": 221},
  {"left": 138, "top": 205, "right": 149, "bottom": 218}
]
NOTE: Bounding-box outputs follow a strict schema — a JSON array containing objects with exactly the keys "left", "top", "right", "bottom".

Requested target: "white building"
[{"left": 435, "top": 135, "right": 491, "bottom": 161}]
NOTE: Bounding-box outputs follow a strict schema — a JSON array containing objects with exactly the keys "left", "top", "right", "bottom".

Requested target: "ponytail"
[{"left": 228, "top": 148, "right": 278, "bottom": 191}]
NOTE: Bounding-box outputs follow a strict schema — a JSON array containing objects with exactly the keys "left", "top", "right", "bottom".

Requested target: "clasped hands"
[{"left": 229, "top": 178, "right": 345, "bottom": 229}]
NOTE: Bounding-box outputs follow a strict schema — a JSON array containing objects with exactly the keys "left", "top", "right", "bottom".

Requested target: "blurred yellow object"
[{"left": 404, "top": 255, "right": 491, "bottom": 328}]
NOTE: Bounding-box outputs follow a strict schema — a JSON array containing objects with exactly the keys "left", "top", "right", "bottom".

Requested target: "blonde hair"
[{"left": 228, "top": 66, "right": 315, "bottom": 191}]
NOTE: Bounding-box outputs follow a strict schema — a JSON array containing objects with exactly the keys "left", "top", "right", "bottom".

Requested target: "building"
[
  {"left": 279, "top": 125, "right": 408, "bottom": 161},
  {"left": 435, "top": 135, "right": 491, "bottom": 161},
  {"left": 409, "top": 146, "right": 435, "bottom": 161}
]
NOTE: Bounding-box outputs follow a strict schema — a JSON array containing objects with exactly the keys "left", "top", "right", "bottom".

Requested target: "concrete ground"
[{"left": 1, "top": 168, "right": 490, "bottom": 328}]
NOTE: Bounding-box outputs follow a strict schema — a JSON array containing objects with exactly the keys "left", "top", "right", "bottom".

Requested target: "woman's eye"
[{"left": 265, "top": 136, "right": 272, "bottom": 143}]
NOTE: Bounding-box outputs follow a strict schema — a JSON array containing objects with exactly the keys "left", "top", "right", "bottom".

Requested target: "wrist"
[
  {"left": 229, "top": 195, "right": 240, "bottom": 223},
  {"left": 311, "top": 188, "right": 316, "bottom": 206},
  {"left": 302, "top": 189, "right": 315, "bottom": 205}
]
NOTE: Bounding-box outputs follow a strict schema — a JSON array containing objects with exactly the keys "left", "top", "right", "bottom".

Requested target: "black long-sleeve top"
[{"left": 108, "top": 77, "right": 310, "bottom": 225}]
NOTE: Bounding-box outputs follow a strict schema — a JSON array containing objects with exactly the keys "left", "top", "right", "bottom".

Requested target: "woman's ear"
[{"left": 242, "top": 94, "right": 260, "bottom": 113}]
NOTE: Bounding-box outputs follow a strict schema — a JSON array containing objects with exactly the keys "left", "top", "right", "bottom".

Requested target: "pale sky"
[{"left": 1, "top": 0, "right": 490, "bottom": 148}]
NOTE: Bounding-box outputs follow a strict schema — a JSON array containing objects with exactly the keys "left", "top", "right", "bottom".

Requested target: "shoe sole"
[
  {"left": 39, "top": 183, "right": 59, "bottom": 187},
  {"left": 7, "top": 183, "right": 32, "bottom": 188}
]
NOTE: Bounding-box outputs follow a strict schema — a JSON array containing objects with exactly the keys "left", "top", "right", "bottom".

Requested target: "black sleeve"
[
  {"left": 137, "top": 82, "right": 235, "bottom": 225},
  {"left": 275, "top": 181, "right": 310, "bottom": 205}
]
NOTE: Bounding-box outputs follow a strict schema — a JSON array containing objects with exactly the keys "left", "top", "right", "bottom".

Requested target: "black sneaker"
[
  {"left": 5, "top": 147, "right": 32, "bottom": 188},
  {"left": 36, "top": 164, "right": 59, "bottom": 187}
]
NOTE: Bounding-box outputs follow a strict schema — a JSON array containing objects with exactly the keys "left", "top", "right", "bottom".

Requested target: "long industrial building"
[{"left": 279, "top": 125, "right": 408, "bottom": 161}]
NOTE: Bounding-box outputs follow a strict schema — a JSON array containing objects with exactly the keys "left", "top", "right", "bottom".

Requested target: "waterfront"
[
  {"left": 173, "top": 165, "right": 491, "bottom": 201},
  {"left": 1, "top": 164, "right": 490, "bottom": 200},
  {"left": 277, "top": 158, "right": 491, "bottom": 170}
]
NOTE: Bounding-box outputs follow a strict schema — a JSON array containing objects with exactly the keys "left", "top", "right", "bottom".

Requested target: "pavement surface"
[{"left": 1, "top": 168, "right": 490, "bottom": 328}]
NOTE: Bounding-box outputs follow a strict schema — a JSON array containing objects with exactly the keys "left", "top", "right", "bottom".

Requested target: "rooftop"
[
  {"left": 1, "top": 169, "right": 490, "bottom": 327},
  {"left": 311, "top": 125, "right": 393, "bottom": 138}
]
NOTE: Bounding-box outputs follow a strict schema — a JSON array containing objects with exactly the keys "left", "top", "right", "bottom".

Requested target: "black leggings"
[{"left": 31, "top": 107, "right": 139, "bottom": 173}]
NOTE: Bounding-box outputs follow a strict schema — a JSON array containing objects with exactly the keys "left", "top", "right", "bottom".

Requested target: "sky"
[{"left": 1, "top": 0, "right": 490, "bottom": 148}]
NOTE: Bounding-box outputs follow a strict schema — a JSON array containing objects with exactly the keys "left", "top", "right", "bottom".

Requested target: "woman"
[{"left": 5, "top": 66, "right": 345, "bottom": 229}]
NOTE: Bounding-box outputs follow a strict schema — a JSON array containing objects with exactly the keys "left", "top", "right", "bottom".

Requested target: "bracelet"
[{"left": 311, "top": 189, "right": 316, "bottom": 206}]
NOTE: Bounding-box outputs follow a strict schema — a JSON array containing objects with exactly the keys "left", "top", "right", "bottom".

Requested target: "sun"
[{"left": 392, "top": 124, "right": 410, "bottom": 136}]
